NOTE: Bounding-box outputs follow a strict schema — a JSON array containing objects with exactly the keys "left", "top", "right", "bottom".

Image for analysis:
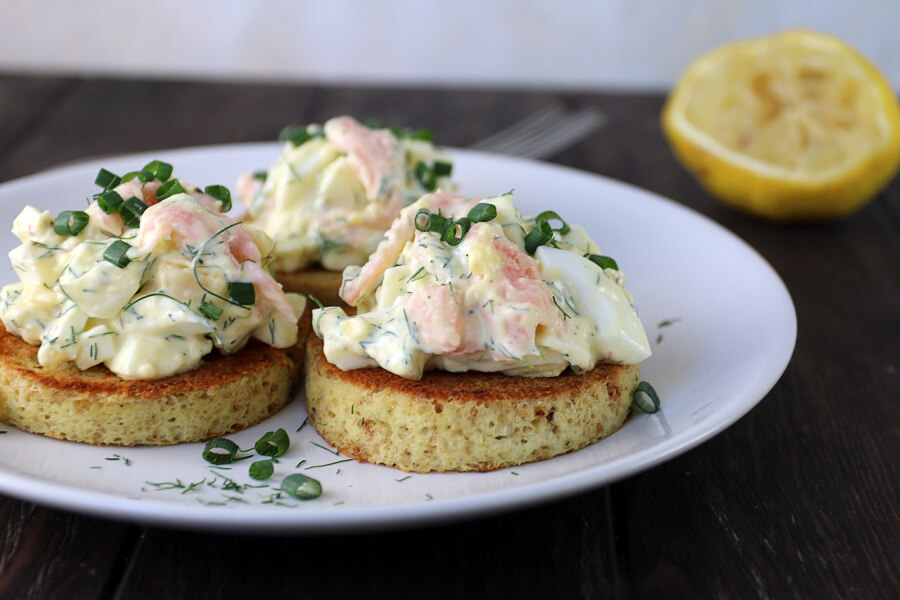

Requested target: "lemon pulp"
[{"left": 662, "top": 30, "right": 900, "bottom": 220}]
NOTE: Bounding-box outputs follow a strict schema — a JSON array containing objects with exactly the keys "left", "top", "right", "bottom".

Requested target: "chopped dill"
[
  {"left": 311, "top": 441, "right": 341, "bottom": 456},
  {"left": 305, "top": 458, "right": 353, "bottom": 470}
]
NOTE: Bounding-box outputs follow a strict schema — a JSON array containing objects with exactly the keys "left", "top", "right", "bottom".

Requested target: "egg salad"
[
  {"left": 237, "top": 116, "right": 454, "bottom": 272},
  {"left": 313, "top": 191, "right": 651, "bottom": 380},
  {"left": 0, "top": 162, "right": 304, "bottom": 380}
]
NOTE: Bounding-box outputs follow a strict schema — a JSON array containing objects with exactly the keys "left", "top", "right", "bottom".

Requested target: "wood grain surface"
[{"left": 0, "top": 75, "right": 896, "bottom": 599}]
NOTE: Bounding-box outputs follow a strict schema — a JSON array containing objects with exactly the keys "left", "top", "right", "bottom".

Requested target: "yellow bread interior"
[
  {"left": 0, "top": 308, "right": 310, "bottom": 446},
  {"left": 304, "top": 334, "right": 640, "bottom": 472}
]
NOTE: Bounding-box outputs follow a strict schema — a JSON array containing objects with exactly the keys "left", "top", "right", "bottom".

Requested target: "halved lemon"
[{"left": 662, "top": 29, "right": 900, "bottom": 221}]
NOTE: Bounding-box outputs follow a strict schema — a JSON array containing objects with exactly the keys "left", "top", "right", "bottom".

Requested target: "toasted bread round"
[
  {"left": 304, "top": 335, "right": 640, "bottom": 472},
  {"left": 0, "top": 314, "right": 310, "bottom": 446},
  {"left": 276, "top": 268, "right": 345, "bottom": 307}
]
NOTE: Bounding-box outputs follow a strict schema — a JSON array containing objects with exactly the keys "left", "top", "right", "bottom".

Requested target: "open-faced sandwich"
[
  {"left": 236, "top": 116, "right": 454, "bottom": 305},
  {"left": 0, "top": 161, "right": 307, "bottom": 446},
  {"left": 305, "top": 191, "right": 652, "bottom": 472}
]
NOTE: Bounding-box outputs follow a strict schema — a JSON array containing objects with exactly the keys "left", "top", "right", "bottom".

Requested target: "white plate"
[{"left": 0, "top": 144, "right": 796, "bottom": 533}]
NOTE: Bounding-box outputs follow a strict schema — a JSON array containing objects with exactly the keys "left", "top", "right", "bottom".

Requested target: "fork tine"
[
  {"left": 469, "top": 105, "right": 565, "bottom": 150},
  {"left": 499, "top": 110, "right": 606, "bottom": 158},
  {"left": 470, "top": 106, "right": 606, "bottom": 158}
]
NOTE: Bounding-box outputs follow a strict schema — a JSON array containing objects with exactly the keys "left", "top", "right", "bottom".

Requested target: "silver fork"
[{"left": 469, "top": 105, "right": 606, "bottom": 159}]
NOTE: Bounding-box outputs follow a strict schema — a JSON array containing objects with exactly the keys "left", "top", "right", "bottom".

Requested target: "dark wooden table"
[{"left": 0, "top": 75, "right": 896, "bottom": 599}]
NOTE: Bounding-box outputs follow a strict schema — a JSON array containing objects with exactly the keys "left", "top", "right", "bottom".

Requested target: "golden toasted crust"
[
  {"left": 304, "top": 335, "right": 640, "bottom": 472},
  {"left": 275, "top": 268, "right": 345, "bottom": 308},
  {"left": 0, "top": 312, "right": 310, "bottom": 446}
]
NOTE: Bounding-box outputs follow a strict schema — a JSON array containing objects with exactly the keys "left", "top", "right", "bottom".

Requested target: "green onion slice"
[
  {"left": 633, "top": 381, "right": 661, "bottom": 414},
  {"left": 588, "top": 254, "right": 619, "bottom": 270},
  {"left": 414, "top": 208, "right": 432, "bottom": 232},
  {"left": 119, "top": 211, "right": 139, "bottom": 229},
  {"left": 155, "top": 179, "right": 185, "bottom": 201},
  {"left": 443, "top": 217, "right": 470, "bottom": 246},
  {"left": 279, "top": 124, "right": 322, "bottom": 147},
  {"left": 252, "top": 170, "right": 268, "bottom": 182},
  {"left": 94, "top": 168, "right": 121, "bottom": 190},
  {"left": 119, "top": 196, "right": 146, "bottom": 229},
  {"left": 204, "top": 185, "right": 232, "bottom": 213},
  {"left": 535, "top": 210, "right": 571, "bottom": 235},
  {"left": 198, "top": 300, "right": 223, "bottom": 321},
  {"left": 414, "top": 161, "right": 438, "bottom": 191},
  {"left": 53, "top": 211, "right": 89, "bottom": 236},
  {"left": 120, "top": 170, "right": 153, "bottom": 184},
  {"left": 103, "top": 240, "right": 132, "bottom": 268},
  {"left": 428, "top": 214, "right": 448, "bottom": 235},
  {"left": 524, "top": 224, "right": 553, "bottom": 254},
  {"left": 433, "top": 160, "right": 452, "bottom": 177},
  {"left": 249, "top": 459, "right": 275, "bottom": 480},
  {"left": 254, "top": 427, "right": 290, "bottom": 457},
  {"left": 228, "top": 281, "right": 255, "bottom": 306},
  {"left": 467, "top": 203, "right": 496, "bottom": 223},
  {"left": 142, "top": 160, "right": 173, "bottom": 181},
  {"left": 202, "top": 437, "right": 240, "bottom": 464},
  {"left": 97, "top": 190, "right": 124, "bottom": 214},
  {"left": 123, "top": 195, "right": 148, "bottom": 217},
  {"left": 280, "top": 473, "right": 322, "bottom": 500},
  {"left": 410, "top": 128, "right": 435, "bottom": 143}
]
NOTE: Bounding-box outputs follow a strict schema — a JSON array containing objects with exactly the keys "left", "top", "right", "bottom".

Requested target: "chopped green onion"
[
  {"left": 535, "top": 210, "right": 571, "bottom": 235},
  {"left": 443, "top": 217, "right": 470, "bottom": 246},
  {"left": 198, "top": 300, "right": 223, "bottom": 321},
  {"left": 204, "top": 185, "right": 232, "bottom": 213},
  {"left": 120, "top": 211, "right": 139, "bottom": 229},
  {"left": 414, "top": 161, "right": 435, "bottom": 190},
  {"left": 97, "top": 190, "right": 123, "bottom": 214},
  {"left": 409, "top": 128, "right": 435, "bottom": 143},
  {"left": 249, "top": 459, "right": 275, "bottom": 480},
  {"left": 142, "top": 160, "right": 173, "bottom": 181},
  {"left": 524, "top": 223, "right": 553, "bottom": 254},
  {"left": 467, "top": 203, "right": 497, "bottom": 223},
  {"left": 588, "top": 254, "right": 619, "bottom": 270},
  {"left": 279, "top": 124, "right": 322, "bottom": 147},
  {"left": 280, "top": 473, "right": 322, "bottom": 500},
  {"left": 416, "top": 207, "right": 482, "bottom": 245},
  {"left": 387, "top": 124, "right": 435, "bottom": 143},
  {"left": 202, "top": 437, "right": 240, "bottom": 464},
  {"left": 252, "top": 170, "right": 268, "bottom": 182},
  {"left": 119, "top": 196, "right": 147, "bottom": 219},
  {"left": 94, "top": 168, "right": 121, "bottom": 190},
  {"left": 633, "top": 381, "right": 661, "bottom": 414},
  {"left": 155, "top": 179, "right": 185, "bottom": 201},
  {"left": 412, "top": 160, "right": 450, "bottom": 191},
  {"left": 120, "top": 196, "right": 148, "bottom": 228},
  {"left": 429, "top": 214, "right": 449, "bottom": 235},
  {"left": 414, "top": 208, "right": 432, "bottom": 232},
  {"left": 255, "top": 427, "right": 289, "bottom": 457},
  {"left": 103, "top": 240, "right": 131, "bottom": 268},
  {"left": 433, "top": 160, "right": 452, "bottom": 177},
  {"left": 53, "top": 211, "right": 89, "bottom": 236},
  {"left": 124, "top": 196, "right": 148, "bottom": 214},
  {"left": 120, "top": 170, "right": 153, "bottom": 184},
  {"left": 228, "top": 281, "right": 255, "bottom": 306}
]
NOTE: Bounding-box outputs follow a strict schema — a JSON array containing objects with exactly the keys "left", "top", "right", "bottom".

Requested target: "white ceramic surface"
[{"left": 0, "top": 145, "right": 796, "bottom": 533}]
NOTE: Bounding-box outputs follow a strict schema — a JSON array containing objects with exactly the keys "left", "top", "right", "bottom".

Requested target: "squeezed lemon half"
[{"left": 662, "top": 29, "right": 900, "bottom": 221}]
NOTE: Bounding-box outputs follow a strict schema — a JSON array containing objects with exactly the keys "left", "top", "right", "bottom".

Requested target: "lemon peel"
[{"left": 662, "top": 29, "right": 900, "bottom": 221}]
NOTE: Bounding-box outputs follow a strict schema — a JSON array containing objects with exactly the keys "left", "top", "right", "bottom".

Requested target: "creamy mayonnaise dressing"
[
  {"left": 313, "top": 192, "right": 651, "bottom": 380},
  {"left": 237, "top": 116, "right": 454, "bottom": 272},
  {"left": 0, "top": 176, "right": 304, "bottom": 380}
]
